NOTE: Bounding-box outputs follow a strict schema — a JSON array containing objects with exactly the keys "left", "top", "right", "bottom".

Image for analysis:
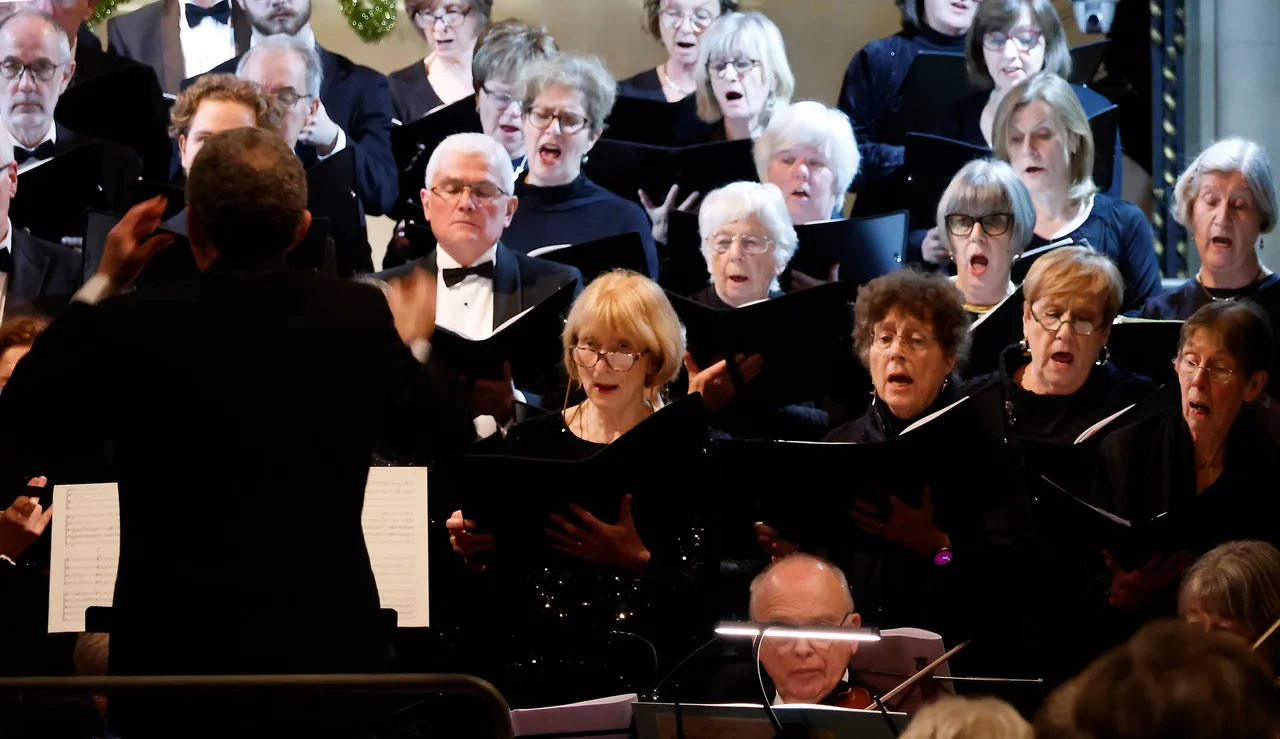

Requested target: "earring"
[
  {"left": 581, "top": 153, "right": 589, "bottom": 165},
  {"left": 1018, "top": 338, "right": 1030, "bottom": 353},
  {"left": 1095, "top": 345, "right": 1111, "bottom": 366}
]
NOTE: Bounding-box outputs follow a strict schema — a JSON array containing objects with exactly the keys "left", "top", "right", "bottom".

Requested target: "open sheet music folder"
[
  {"left": 634, "top": 701, "right": 908, "bottom": 739},
  {"left": 47, "top": 467, "right": 431, "bottom": 633}
]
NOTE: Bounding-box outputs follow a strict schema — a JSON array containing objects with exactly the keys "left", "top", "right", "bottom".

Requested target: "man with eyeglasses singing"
[{"left": 376, "top": 132, "right": 581, "bottom": 436}]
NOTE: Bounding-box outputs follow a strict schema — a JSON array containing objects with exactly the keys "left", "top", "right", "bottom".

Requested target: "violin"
[{"left": 826, "top": 684, "right": 875, "bottom": 710}]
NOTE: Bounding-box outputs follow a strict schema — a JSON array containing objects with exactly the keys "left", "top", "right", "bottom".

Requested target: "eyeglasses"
[
  {"left": 1029, "top": 306, "right": 1103, "bottom": 336},
  {"left": 481, "top": 85, "right": 518, "bottom": 109},
  {"left": 872, "top": 332, "right": 936, "bottom": 354},
  {"left": 982, "top": 29, "right": 1043, "bottom": 52},
  {"left": 945, "top": 213, "right": 1013, "bottom": 237},
  {"left": 761, "top": 612, "right": 857, "bottom": 650},
  {"left": 414, "top": 5, "right": 471, "bottom": 28},
  {"left": 524, "top": 106, "right": 590, "bottom": 135},
  {"left": 572, "top": 346, "right": 647, "bottom": 372},
  {"left": 709, "top": 232, "right": 774, "bottom": 255},
  {"left": 268, "top": 86, "right": 313, "bottom": 107},
  {"left": 1174, "top": 356, "right": 1239, "bottom": 385},
  {"left": 709, "top": 58, "right": 760, "bottom": 78},
  {"left": 430, "top": 180, "right": 507, "bottom": 202},
  {"left": 659, "top": 6, "right": 717, "bottom": 30},
  {"left": 0, "top": 58, "right": 61, "bottom": 83}
]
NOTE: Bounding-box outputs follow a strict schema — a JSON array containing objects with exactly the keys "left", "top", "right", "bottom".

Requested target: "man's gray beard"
[{"left": 251, "top": 7, "right": 311, "bottom": 38}]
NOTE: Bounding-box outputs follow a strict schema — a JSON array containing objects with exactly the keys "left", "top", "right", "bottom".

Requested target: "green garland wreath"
[{"left": 90, "top": 0, "right": 398, "bottom": 43}]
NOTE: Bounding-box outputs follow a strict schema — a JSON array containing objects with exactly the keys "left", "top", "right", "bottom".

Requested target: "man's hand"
[
  {"left": 97, "top": 196, "right": 176, "bottom": 289},
  {"left": 300, "top": 100, "right": 342, "bottom": 156},
  {"left": 386, "top": 267, "right": 438, "bottom": 344},
  {"left": 0, "top": 476, "right": 53, "bottom": 560}
]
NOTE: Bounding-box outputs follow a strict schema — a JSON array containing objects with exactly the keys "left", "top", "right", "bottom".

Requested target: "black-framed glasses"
[
  {"left": 1029, "top": 306, "right": 1103, "bottom": 336},
  {"left": 524, "top": 106, "right": 589, "bottom": 134},
  {"left": 430, "top": 179, "right": 507, "bottom": 202},
  {"left": 945, "top": 213, "right": 1013, "bottom": 237},
  {"left": 708, "top": 232, "right": 774, "bottom": 255},
  {"left": 572, "top": 346, "right": 647, "bottom": 372},
  {"left": 760, "top": 611, "right": 857, "bottom": 649},
  {"left": 660, "top": 6, "right": 717, "bottom": 30},
  {"left": 481, "top": 85, "right": 518, "bottom": 109},
  {"left": 0, "top": 58, "right": 61, "bottom": 83},
  {"left": 1173, "top": 356, "right": 1238, "bottom": 385},
  {"left": 268, "top": 86, "right": 313, "bottom": 107},
  {"left": 709, "top": 57, "right": 759, "bottom": 78},
  {"left": 872, "top": 331, "right": 936, "bottom": 354},
  {"left": 414, "top": 5, "right": 471, "bottom": 28},
  {"left": 982, "top": 28, "right": 1043, "bottom": 52}
]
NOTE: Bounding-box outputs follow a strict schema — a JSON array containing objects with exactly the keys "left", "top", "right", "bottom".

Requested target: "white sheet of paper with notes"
[{"left": 48, "top": 468, "right": 431, "bottom": 633}]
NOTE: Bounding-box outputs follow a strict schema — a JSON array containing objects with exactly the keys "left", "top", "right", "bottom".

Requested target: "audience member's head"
[
  {"left": 749, "top": 554, "right": 861, "bottom": 705},
  {"left": 0, "top": 314, "right": 47, "bottom": 387},
  {"left": 170, "top": 74, "right": 282, "bottom": 173},
  {"left": 899, "top": 695, "right": 1032, "bottom": 739},
  {"left": 185, "top": 127, "right": 310, "bottom": 267},
  {"left": 236, "top": 35, "right": 322, "bottom": 149},
  {"left": 1180, "top": 540, "right": 1280, "bottom": 664},
  {"left": 236, "top": 0, "right": 311, "bottom": 37},
  {"left": 421, "top": 132, "right": 517, "bottom": 267},
  {"left": 0, "top": 9, "right": 72, "bottom": 149},
  {"left": 1035, "top": 619, "right": 1280, "bottom": 739}
]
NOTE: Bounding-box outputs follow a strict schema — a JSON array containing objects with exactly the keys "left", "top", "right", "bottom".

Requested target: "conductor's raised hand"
[
  {"left": 386, "top": 267, "right": 438, "bottom": 344},
  {"left": 98, "top": 196, "right": 176, "bottom": 288},
  {"left": 446, "top": 509, "right": 495, "bottom": 572},
  {"left": 547, "top": 494, "right": 651, "bottom": 575}
]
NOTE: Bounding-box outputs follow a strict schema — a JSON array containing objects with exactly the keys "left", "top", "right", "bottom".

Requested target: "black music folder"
[
  {"left": 430, "top": 394, "right": 710, "bottom": 564},
  {"left": 55, "top": 59, "right": 172, "bottom": 182},
  {"left": 12, "top": 142, "right": 107, "bottom": 244},
  {"left": 902, "top": 133, "right": 991, "bottom": 232},
  {"left": 306, "top": 147, "right": 369, "bottom": 276},
  {"left": 1010, "top": 236, "right": 1077, "bottom": 285},
  {"left": 602, "top": 93, "right": 714, "bottom": 147},
  {"left": 896, "top": 52, "right": 978, "bottom": 139},
  {"left": 964, "top": 289, "right": 1026, "bottom": 379},
  {"left": 1069, "top": 40, "right": 1110, "bottom": 85},
  {"left": 668, "top": 282, "right": 853, "bottom": 405},
  {"left": 430, "top": 280, "right": 577, "bottom": 385},
  {"left": 716, "top": 382, "right": 1007, "bottom": 552},
  {"left": 1107, "top": 318, "right": 1183, "bottom": 385},
  {"left": 786, "top": 212, "right": 908, "bottom": 290},
  {"left": 582, "top": 137, "right": 758, "bottom": 206},
  {"left": 661, "top": 209, "right": 708, "bottom": 296},
  {"left": 527, "top": 231, "right": 651, "bottom": 283},
  {"left": 390, "top": 97, "right": 483, "bottom": 220},
  {"left": 135, "top": 180, "right": 188, "bottom": 221},
  {"left": 1088, "top": 105, "right": 1119, "bottom": 194}
]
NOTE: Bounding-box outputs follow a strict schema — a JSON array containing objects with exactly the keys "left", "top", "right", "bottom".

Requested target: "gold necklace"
[{"left": 657, "top": 64, "right": 694, "bottom": 96}]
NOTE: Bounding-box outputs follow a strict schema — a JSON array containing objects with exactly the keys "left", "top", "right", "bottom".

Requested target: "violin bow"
[
  {"left": 878, "top": 640, "right": 971, "bottom": 706},
  {"left": 1252, "top": 613, "right": 1280, "bottom": 651}
]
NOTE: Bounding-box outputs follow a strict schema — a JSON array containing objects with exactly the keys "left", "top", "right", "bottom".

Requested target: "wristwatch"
[{"left": 933, "top": 546, "right": 953, "bottom": 566}]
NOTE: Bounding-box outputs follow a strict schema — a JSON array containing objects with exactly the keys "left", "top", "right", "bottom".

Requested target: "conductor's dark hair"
[
  {"left": 964, "top": 0, "right": 1071, "bottom": 88},
  {"left": 641, "top": 0, "right": 740, "bottom": 41},
  {"left": 186, "top": 127, "right": 307, "bottom": 256},
  {"left": 1035, "top": 619, "right": 1280, "bottom": 739},
  {"left": 1180, "top": 300, "right": 1274, "bottom": 378},
  {"left": 853, "top": 268, "right": 972, "bottom": 368}
]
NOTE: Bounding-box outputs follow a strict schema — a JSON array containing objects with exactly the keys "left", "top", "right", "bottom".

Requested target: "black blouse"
[
  {"left": 387, "top": 60, "right": 444, "bottom": 123},
  {"left": 617, "top": 67, "right": 669, "bottom": 102}
]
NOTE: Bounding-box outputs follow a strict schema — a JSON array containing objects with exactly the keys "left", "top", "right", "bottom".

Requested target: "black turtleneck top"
[
  {"left": 823, "top": 376, "right": 961, "bottom": 443},
  {"left": 503, "top": 173, "right": 659, "bottom": 279},
  {"left": 836, "top": 23, "right": 967, "bottom": 192}
]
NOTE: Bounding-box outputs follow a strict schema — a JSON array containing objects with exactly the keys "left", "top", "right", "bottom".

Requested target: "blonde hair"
[
  {"left": 693, "top": 11, "right": 794, "bottom": 128},
  {"left": 992, "top": 73, "right": 1097, "bottom": 204},
  {"left": 1180, "top": 541, "right": 1280, "bottom": 654},
  {"left": 900, "top": 696, "right": 1032, "bottom": 739},
  {"left": 561, "top": 270, "right": 686, "bottom": 392},
  {"left": 1020, "top": 246, "right": 1124, "bottom": 326}
]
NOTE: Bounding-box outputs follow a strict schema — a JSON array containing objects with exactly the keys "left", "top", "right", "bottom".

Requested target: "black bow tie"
[
  {"left": 13, "top": 141, "right": 55, "bottom": 165},
  {"left": 441, "top": 261, "right": 494, "bottom": 287},
  {"left": 186, "top": 0, "right": 231, "bottom": 27}
]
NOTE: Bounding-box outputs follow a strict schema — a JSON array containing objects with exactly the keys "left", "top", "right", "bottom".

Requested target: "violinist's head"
[
  {"left": 1180, "top": 540, "right": 1280, "bottom": 663},
  {"left": 749, "top": 554, "right": 861, "bottom": 705}
]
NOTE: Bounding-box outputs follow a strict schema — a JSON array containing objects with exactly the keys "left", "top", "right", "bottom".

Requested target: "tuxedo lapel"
[
  {"left": 160, "top": 0, "right": 184, "bottom": 95},
  {"left": 316, "top": 45, "right": 339, "bottom": 100},
  {"left": 491, "top": 244, "right": 521, "bottom": 330},
  {"left": 232, "top": 3, "right": 252, "bottom": 55},
  {"left": 9, "top": 231, "right": 51, "bottom": 304}
]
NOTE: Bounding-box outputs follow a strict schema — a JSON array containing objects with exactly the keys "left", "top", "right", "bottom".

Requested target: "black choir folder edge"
[
  {"left": 430, "top": 394, "right": 710, "bottom": 566},
  {"left": 429, "top": 279, "right": 577, "bottom": 384},
  {"left": 582, "top": 136, "right": 758, "bottom": 207},
  {"left": 528, "top": 231, "right": 651, "bottom": 282}
]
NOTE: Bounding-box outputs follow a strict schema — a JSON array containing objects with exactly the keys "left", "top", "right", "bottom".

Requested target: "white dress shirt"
[
  {"left": 179, "top": 0, "right": 237, "bottom": 79},
  {"left": 14, "top": 124, "right": 56, "bottom": 175},
  {"left": 1, "top": 218, "right": 12, "bottom": 254},
  {"left": 435, "top": 244, "right": 497, "bottom": 342}
]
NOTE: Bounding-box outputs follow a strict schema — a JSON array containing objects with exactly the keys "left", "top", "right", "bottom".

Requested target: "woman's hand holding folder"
[
  {"left": 1103, "top": 549, "right": 1193, "bottom": 610},
  {"left": 683, "top": 351, "right": 763, "bottom": 412},
  {"left": 546, "top": 494, "right": 652, "bottom": 576},
  {"left": 849, "top": 487, "right": 950, "bottom": 559},
  {"left": 446, "top": 509, "right": 495, "bottom": 572}
]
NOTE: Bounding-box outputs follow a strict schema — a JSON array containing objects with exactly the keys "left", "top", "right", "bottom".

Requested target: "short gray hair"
[
  {"left": 937, "top": 159, "right": 1037, "bottom": 258},
  {"left": 1180, "top": 541, "right": 1280, "bottom": 657},
  {"left": 0, "top": 8, "right": 70, "bottom": 64},
  {"left": 699, "top": 181, "right": 797, "bottom": 293},
  {"left": 1174, "top": 137, "right": 1278, "bottom": 235},
  {"left": 749, "top": 553, "right": 853, "bottom": 621},
  {"left": 472, "top": 19, "right": 558, "bottom": 93},
  {"left": 900, "top": 696, "right": 1032, "bottom": 739},
  {"left": 236, "top": 34, "right": 323, "bottom": 99},
  {"left": 518, "top": 52, "right": 616, "bottom": 137},
  {"left": 694, "top": 11, "right": 795, "bottom": 128},
  {"left": 753, "top": 101, "right": 860, "bottom": 199},
  {"left": 424, "top": 132, "right": 516, "bottom": 191}
]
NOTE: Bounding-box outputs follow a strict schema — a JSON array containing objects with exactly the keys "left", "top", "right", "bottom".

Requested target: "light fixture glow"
[{"left": 714, "top": 621, "right": 882, "bottom": 642}]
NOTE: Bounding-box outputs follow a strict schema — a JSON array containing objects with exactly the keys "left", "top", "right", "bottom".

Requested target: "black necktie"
[
  {"left": 185, "top": 0, "right": 231, "bottom": 27},
  {"left": 13, "top": 141, "right": 55, "bottom": 165},
  {"left": 441, "top": 261, "right": 494, "bottom": 287}
]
